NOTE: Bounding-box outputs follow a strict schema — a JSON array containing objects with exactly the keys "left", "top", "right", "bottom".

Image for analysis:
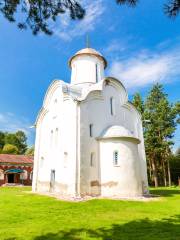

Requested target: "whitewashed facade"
[{"left": 32, "top": 47, "right": 149, "bottom": 198}]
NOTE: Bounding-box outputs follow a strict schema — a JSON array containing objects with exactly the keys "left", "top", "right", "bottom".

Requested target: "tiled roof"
[{"left": 0, "top": 154, "right": 33, "bottom": 164}]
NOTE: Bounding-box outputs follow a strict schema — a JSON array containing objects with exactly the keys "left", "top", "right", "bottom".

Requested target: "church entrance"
[
  {"left": 5, "top": 169, "right": 23, "bottom": 184},
  {"left": 8, "top": 174, "right": 15, "bottom": 183}
]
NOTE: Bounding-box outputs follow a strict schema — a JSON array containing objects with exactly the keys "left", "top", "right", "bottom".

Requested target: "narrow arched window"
[
  {"left": 50, "top": 130, "right": 53, "bottom": 147},
  {"left": 113, "top": 151, "right": 119, "bottom": 166},
  {"left": 90, "top": 152, "right": 95, "bottom": 167},
  {"left": 40, "top": 156, "right": 44, "bottom": 168},
  {"left": 55, "top": 128, "right": 58, "bottom": 147},
  {"left": 95, "top": 64, "right": 98, "bottom": 82},
  {"left": 110, "top": 97, "right": 115, "bottom": 115},
  {"left": 89, "top": 124, "right": 93, "bottom": 137},
  {"left": 64, "top": 152, "right": 68, "bottom": 168},
  {"left": 53, "top": 99, "right": 58, "bottom": 118}
]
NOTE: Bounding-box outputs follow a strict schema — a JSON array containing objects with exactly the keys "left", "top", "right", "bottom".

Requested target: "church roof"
[
  {"left": 98, "top": 125, "right": 141, "bottom": 143},
  {"left": 68, "top": 48, "right": 107, "bottom": 69},
  {"left": 0, "top": 154, "right": 33, "bottom": 165}
]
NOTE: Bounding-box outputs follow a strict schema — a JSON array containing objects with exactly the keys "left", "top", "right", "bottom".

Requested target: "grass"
[{"left": 0, "top": 187, "right": 179, "bottom": 240}]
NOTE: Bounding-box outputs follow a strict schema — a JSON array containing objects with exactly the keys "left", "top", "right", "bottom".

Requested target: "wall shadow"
[
  {"left": 150, "top": 188, "right": 180, "bottom": 197},
  {"left": 33, "top": 215, "right": 180, "bottom": 240}
]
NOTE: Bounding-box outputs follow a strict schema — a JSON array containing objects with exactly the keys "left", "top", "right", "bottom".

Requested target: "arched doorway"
[{"left": 5, "top": 169, "right": 24, "bottom": 184}]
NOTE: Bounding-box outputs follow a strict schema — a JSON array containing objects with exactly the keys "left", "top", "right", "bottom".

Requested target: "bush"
[{"left": 2, "top": 144, "right": 19, "bottom": 154}]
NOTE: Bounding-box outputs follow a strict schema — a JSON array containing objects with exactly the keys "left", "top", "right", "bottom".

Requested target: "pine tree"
[
  {"left": 144, "top": 83, "right": 178, "bottom": 187},
  {"left": 132, "top": 93, "right": 144, "bottom": 115},
  {"left": 0, "top": 0, "right": 179, "bottom": 35}
]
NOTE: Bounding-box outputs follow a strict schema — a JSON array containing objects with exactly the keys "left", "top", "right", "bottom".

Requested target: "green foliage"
[
  {"left": 116, "top": 0, "right": 180, "bottom": 17},
  {"left": 0, "top": 0, "right": 85, "bottom": 35},
  {"left": 25, "top": 146, "right": 34, "bottom": 156},
  {"left": 116, "top": 0, "right": 138, "bottom": 7},
  {"left": 169, "top": 150, "right": 180, "bottom": 184},
  {"left": 15, "top": 130, "right": 27, "bottom": 154},
  {"left": 132, "top": 93, "right": 144, "bottom": 115},
  {"left": 0, "top": 0, "right": 179, "bottom": 35},
  {"left": 0, "top": 187, "right": 179, "bottom": 239},
  {"left": 2, "top": 143, "right": 19, "bottom": 154},
  {"left": 144, "top": 84, "right": 176, "bottom": 152},
  {"left": 0, "top": 130, "right": 27, "bottom": 154},
  {"left": 132, "top": 83, "right": 179, "bottom": 187},
  {"left": 0, "top": 131, "right": 5, "bottom": 149}
]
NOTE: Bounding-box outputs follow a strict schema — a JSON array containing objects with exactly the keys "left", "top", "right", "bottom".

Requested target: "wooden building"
[{"left": 0, "top": 154, "right": 33, "bottom": 186}]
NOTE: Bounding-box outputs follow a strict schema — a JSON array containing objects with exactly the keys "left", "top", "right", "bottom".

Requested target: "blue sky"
[{"left": 0, "top": 0, "right": 179, "bottom": 150}]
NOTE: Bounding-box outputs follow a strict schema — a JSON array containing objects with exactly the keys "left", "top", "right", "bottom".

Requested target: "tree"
[
  {"left": 25, "top": 146, "right": 34, "bottom": 156},
  {"left": 132, "top": 84, "right": 179, "bottom": 187},
  {"left": 5, "top": 133, "right": 20, "bottom": 147},
  {"left": 2, "top": 143, "right": 19, "bottom": 154},
  {"left": 0, "top": 131, "right": 5, "bottom": 150},
  {"left": 0, "top": 0, "right": 85, "bottom": 35},
  {"left": 4, "top": 131, "right": 27, "bottom": 154},
  {"left": 132, "top": 93, "right": 144, "bottom": 115},
  {"left": 143, "top": 83, "right": 178, "bottom": 187},
  {"left": 169, "top": 148, "right": 180, "bottom": 185},
  {"left": 15, "top": 131, "right": 27, "bottom": 154},
  {"left": 0, "top": 0, "right": 179, "bottom": 35},
  {"left": 116, "top": 0, "right": 180, "bottom": 17}
]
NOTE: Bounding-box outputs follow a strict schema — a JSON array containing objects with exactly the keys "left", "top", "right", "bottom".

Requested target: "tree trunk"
[
  {"left": 167, "top": 158, "right": 171, "bottom": 187},
  {"left": 149, "top": 162, "right": 152, "bottom": 183},
  {"left": 151, "top": 157, "right": 158, "bottom": 187},
  {"left": 162, "top": 158, "right": 167, "bottom": 187}
]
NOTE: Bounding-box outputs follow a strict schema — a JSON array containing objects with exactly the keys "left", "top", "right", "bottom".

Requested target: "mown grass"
[{"left": 0, "top": 187, "right": 179, "bottom": 240}]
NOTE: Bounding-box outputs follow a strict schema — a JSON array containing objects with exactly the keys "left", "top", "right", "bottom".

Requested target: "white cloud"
[
  {"left": 0, "top": 112, "right": 34, "bottom": 145},
  {"left": 103, "top": 39, "right": 128, "bottom": 55},
  {"left": 53, "top": 0, "right": 105, "bottom": 41},
  {"left": 108, "top": 47, "right": 180, "bottom": 90}
]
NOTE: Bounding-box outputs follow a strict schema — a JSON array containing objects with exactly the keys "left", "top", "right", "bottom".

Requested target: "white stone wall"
[
  {"left": 99, "top": 139, "right": 142, "bottom": 197},
  {"left": 33, "top": 82, "right": 77, "bottom": 196},
  {"left": 79, "top": 80, "right": 148, "bottom": 196}
]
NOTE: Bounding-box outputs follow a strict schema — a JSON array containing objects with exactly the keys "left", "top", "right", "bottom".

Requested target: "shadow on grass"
[
  {"left": 32, "top": 215, "right": 180, "bottom": 240},
  {"left": 150, "top": 188, "right": 180, "bottom": 197}
]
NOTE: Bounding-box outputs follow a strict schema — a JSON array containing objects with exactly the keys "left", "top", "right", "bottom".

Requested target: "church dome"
[
  {"left": 99, "top": 125, "right": 140, "bottom": 143},
  {"left": 102, "top": 126, "right": 132, "bottom": 138},
  {"left": 69, "top": 48, "right": 107, "bottom": 69}
]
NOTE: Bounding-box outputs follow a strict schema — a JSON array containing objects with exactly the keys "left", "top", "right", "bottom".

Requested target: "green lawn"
[{"left": 0, "top": 187, "right": 179, "bottom": 240}]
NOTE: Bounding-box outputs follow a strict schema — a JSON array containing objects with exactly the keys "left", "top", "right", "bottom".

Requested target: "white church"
[{"left": 32, "top": 47, "right": 149, "bottom": 198}]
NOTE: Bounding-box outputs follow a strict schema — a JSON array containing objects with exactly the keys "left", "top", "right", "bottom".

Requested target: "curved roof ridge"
[
  {"left": 97, "top": 125, "right": 141, "bottom": 144},
  {"left": 69, "top": 47, "right": 107, "bottom": 69},
  {"left": 77, "top": 77, "right": 128, "bottom": 102}
]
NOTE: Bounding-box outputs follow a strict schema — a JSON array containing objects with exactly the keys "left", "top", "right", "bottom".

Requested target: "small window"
[
  {"left": 53, "top": 99, "right": 58, "bottom": 117},
  {"left": 89, "top": 124, "right": 93, "bottom": 137},
  {"left": 40, "top": 157, "right": 44, "bottom": 168},
  {"left": 64, "top": 152, "right": 68, "bottom": 168},
  {"left": 113, "top": 151, "right": 119, "bottom": 166},
  {"left": 55, "top": 128, "right": 58, "bottom": 146},
  {"left": 110, "top": 97, "right": 115, "bottom": 115},
  {"left": 95, "top": 64, "right": 98, "bottom": 83},
  {"left": 90, "top": 153, "right": 95, "bottom": 167},
  {"left": 50, "top": 130, "right": 53, "bottom": 147}
]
